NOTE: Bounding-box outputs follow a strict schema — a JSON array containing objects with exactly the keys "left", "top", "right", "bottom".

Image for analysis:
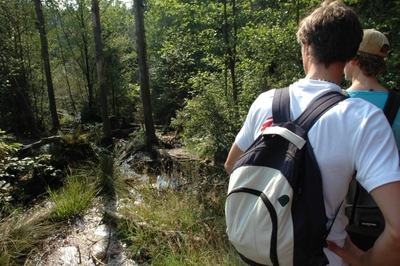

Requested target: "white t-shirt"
[{"left": 235, "top": 78, "right": 400, "bottom": 266}]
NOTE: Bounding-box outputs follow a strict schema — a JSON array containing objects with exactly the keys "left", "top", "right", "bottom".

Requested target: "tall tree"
[
  {"left": 91, "top": 0, "right": 112, "bottom": 145},
  {"left": 81, "top": 0, "right": 96, "bottom": 114},
  {"left": 33, "top": 0, "right": 60, "bottom": 132},
  {"left": 2, "top": 62, "right": 41, "bottom": 136},
  {"left": 134, "top": 0, "right": 158, "bottom": 148},
  {"left": 222, "top": 0, "right": 238, "bottom": 104},
  {"left": 56, "top": 0, "right": 97, "bottom": 122},
  {"left": 0, "top": 0, "right": 41, "bottom": 135}
]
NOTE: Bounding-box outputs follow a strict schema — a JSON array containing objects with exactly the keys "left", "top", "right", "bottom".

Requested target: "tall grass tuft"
[
  {"left": 97, "top": 148, "right": 116, "bottom": 196},
  {"left": 47, "top": 174, "right": 99, "bottom": 222},
  {"left": 0, "top": 209, "right": 55, "bottom": 265},
  {"left": 95, "top": 146, "right": 133, "bottom": 199},
  {"left": 114, "top": 168, "right": 246, "bottom": 266}
]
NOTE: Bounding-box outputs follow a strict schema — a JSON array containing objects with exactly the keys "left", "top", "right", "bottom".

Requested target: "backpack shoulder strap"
[
  {"left": 273, "top": 87, "right": 347, "bottom": 243},
  {"left": 272, "top": 87, "right": 290, "bottom": 123},
  {"left": 383, "top": 89, "right": 400, "bottom": 126},
  {"left": 273, "top": 87, "right": 347, "bottom": 132},
  {"left": 295, "top": 91, "right": 347, "bottom": 132}
]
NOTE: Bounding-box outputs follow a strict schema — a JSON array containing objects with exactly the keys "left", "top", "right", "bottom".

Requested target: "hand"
[{"left": 326, "top": 235, "right": 365, "bottom": 266}]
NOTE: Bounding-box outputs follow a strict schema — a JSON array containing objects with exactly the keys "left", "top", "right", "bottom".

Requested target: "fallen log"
[{"left": 18, "top": 135, "right": 63, "bottom": 157}]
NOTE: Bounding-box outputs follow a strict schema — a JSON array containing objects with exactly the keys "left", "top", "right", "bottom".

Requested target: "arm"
[
  {"left": 224, "top": 142, "right": 244, "bottom": 175},
  {"left": 328, "top": 181, "right": 400, "bottom": 265}
]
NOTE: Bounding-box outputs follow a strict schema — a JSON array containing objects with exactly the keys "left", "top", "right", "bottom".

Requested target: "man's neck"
[{"left": 305, "top": 62, "right": 345, "bottom": 86}]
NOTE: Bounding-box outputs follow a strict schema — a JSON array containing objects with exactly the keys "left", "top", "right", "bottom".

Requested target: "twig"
[
  {"left": 186, "top": 216, "right": 215, "bottom": 230},
  {"left": 90, "top": 250, "right": 107, "bottom": 266},
  {"left": 103, "top": 223, "right": 113, "bottom": 264},
  {"left": 76, "top": 245, "right": 81, "bottom": 264}
]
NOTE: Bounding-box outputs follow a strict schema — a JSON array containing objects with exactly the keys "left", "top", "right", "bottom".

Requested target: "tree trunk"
[
  {"left": 222, "top": 0, "right": 238, "bottom": 104},
  {"left": 56, "top": 30, "right": 76, "bottom": 112},
  {"left": 33, "top": 0, "right": 60, "bottom": 132},
  {"left": 77, "top": 2, "right": 94, "bottom": 113},
  {"left": 134, "top": 0, "right": 159, "bottom": 149},
  {"left": 91, "top": 0, "right": 113, "bottom": 146},
  {"left": 11, "top": 77, "right": 41, "bottom": 136}
]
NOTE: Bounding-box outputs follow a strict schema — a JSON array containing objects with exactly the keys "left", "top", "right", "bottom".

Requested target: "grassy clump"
[
  {"left": 0, "top": 168, "right": 99, "bottom": 265},
  {"left": 0, "top": 209, "right": 55, "bottom": 265},
  {"left": 47, "top": 174, "right": 99, "bottom": 222},
  {"left": 115, "top": 172, "right": 246, "bottom": 266}
]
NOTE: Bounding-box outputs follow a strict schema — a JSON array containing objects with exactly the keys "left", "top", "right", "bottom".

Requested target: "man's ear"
[{"left": 303, "top": 42, "right": 311, "bottom": 57}]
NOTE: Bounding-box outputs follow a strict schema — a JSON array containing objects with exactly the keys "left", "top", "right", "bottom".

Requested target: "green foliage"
[
  {"left": 146, "top": 0, "right": 210, "bottom": 124},
  {"left": 81, "top": 122, "right": 103, "bottom": 137},
  {"left": 0, "top": 0, "right": 139, "bottom": 133},
  {"left": 47, "top": 175, "right": 99, "bottom": 222},
  {"left": 153, "top": 0, "right": 309, "bottom": 160},
  {"left": 0, "top": 155, "right": 63, "bottom": 180},
  {"left": 100, "top": 2, "right": 137, "bottom": 120},
  {"left": 0, "top": 130, "right": 20, "bottom": 161},
  {"left": 95, "top": 146, "right": 133, "bottom": 197},
  {"left": 0, "top": 0, "right": 42, "bottom": 133},
  {"left": 171, "top": 72, "right": 236, "bottom": 162},
  {"left": 349, "top": 0, "right": 400, "bottom": 89},
  {"left": 97, "top": 148, "right": 116, "bottom": 196},
  {"left": 128, "top": 128, "right": 147, "bottom": 150},
  {"left": 0, "top": 152, "right": 64, "bottom": 212}
]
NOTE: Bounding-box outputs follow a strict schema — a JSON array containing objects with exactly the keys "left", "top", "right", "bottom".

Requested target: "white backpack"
[{"left": 226, "top": 88, "right": 346, "bottom": 266}]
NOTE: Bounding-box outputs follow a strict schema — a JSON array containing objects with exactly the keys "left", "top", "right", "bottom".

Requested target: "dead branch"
[{"left": 18, "top": 136, "right": 63, "bottom": 157}]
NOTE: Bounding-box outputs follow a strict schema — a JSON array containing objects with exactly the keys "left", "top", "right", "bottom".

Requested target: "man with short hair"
[
  {"left": 224, "top": 1, "right": 400, "bottom": 265},
  {"left": 344, "top": 29, "right": 400, "bottom": 149}
]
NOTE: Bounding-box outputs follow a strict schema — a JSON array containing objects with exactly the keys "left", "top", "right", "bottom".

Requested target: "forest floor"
[
  {"left": 24, "top": 145, "right": 202, "bottom": 266},
  {"left": 26, "top": 198, "right": 137, "bottom": 266}
]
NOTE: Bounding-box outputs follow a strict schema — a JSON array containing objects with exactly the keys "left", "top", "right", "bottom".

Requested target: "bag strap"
[
  {"left": 383, "top": 89, "right": 400, "bottom": 126},
  {"left": 272, "top": 87, "right": 348, "bottom": 131},
  {"left": 272, "top": 87, "right": 347, "bottom": 241},
  {"left": 349, "top": 180, "right": 361, "bottom": 225},
  {"left": 348, "top": 89, "right": 399, "bottom": 222},
  {"left": 272, "top": 87, "right": 290, "bottom": 124},
  {"left": 295, "top": 91, "right": 348, "bottom": 130}
]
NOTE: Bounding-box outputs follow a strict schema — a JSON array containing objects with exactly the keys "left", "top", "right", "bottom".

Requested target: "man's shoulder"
[{"left": 252, "top": 89, "right": 276, "bottom": 105}]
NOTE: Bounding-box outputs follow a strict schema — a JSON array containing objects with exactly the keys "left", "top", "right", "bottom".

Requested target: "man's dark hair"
[{"left": 296, "top": 0, "right": 363, "bottom": 68}]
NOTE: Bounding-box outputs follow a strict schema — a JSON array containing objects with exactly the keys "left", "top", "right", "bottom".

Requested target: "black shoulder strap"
[
  {"left": 272, "top": 87, "right": 347, "bottom": 132},
  {"left": 383, "top": 89, "right": 400, "bottom": 126},
  {"left": 295, "top": 91, "right": 347, "bottom": 131},
  {"left": 272, "top": 87, "right": 290, "bottom": 124},
  {"left": 273, "top": 87, "right": 347, "bottom": 242}
]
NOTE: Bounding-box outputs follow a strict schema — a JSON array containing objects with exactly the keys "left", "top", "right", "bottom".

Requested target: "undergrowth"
[
  {"left": 114, "top": 165, "right": 245, "bottom": 265},
  {"left": 0, "top": 208, "right": 56, "bottom": 265},
  {"left": 0, "top": 130, "right": 244, "bottom": 265}
]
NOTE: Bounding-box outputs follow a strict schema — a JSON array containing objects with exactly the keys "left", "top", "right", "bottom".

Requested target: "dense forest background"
[{"left": 1, "top": 0, "right": 400, "bottom": 163}]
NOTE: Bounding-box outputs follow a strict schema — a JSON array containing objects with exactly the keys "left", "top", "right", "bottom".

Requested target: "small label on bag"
[{"left": 358, "top": 220, "right": 380, "bottom": 228}]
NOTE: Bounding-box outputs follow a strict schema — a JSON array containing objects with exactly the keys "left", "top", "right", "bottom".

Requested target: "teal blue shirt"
[{"left": 347, "top": 90, "right": 400, "bottom": 150}]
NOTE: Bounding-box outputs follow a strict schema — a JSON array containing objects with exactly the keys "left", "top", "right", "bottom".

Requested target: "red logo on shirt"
[{"left": 261, "top": 116, "right": 274, "bottom": 131}]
